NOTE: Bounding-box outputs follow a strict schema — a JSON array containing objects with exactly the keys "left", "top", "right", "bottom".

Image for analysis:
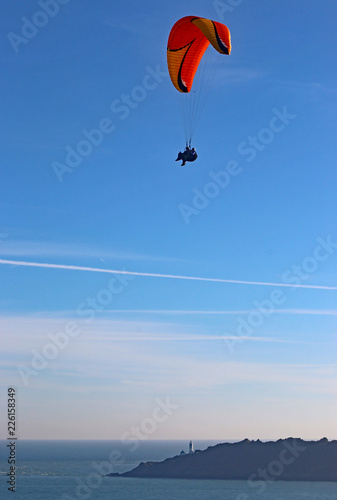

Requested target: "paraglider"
[
  {"left": 167, "top": 16, "right": 231, "bottom": 164},
  {"left": 175, "top": 146, "right": 198, "bottom": 166}
]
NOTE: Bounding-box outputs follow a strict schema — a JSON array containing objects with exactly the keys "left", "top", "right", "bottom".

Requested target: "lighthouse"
[{"left": 189, "top": 440, "right": 193, "bottom": 454}]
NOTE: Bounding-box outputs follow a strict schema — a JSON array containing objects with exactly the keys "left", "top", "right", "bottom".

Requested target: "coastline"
[{"left": 107, "top": 438, "right": 337, "bottom": 482}]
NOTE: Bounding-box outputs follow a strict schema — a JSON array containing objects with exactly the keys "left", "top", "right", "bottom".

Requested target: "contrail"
[{"left": 0, "top": 258, "right": 336, "bottom": 290}]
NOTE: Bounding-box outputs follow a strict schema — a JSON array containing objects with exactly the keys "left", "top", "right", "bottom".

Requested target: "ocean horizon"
[{"left": 1, "top": 439, "right": 337, "bottom": 499}]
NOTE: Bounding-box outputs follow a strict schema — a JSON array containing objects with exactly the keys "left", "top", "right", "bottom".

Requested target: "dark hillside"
[{"left": 108, "top": 438, "right": 337, "bottom": 482}]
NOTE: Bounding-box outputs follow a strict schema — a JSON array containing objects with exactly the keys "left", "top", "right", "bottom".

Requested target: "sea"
[{"left": 1, "top": 440, "right": 337, "bottom": 500}]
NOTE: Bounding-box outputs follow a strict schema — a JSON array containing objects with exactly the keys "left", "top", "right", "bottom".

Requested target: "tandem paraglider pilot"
[
  {"left": 168, "top": 16, "right": 231, "bottom": 168},
  {"left": 175, "top": 145, "right": 198, "bottom": 166}
]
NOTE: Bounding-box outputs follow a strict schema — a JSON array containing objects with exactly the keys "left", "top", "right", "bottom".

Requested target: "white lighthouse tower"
[{"left": 189, "top": 440, "right": 193, "bottom": 454}]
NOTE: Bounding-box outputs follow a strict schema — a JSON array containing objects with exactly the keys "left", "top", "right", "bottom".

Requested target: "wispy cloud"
[
  {"left": 216, "top": 66, "right": 263, "bottom": 84},
  {"left": 0, "top": 241, "right": 181, "bottom": 263},
  {"left": 104, "top": 19, "right": 146, "bottom": 37},
  {"left": 1, "top": 315, "right": 336, "bottom": 400},
  {"left": 0, "top": 315, "right": 300, "bottom": 355},
  {"left": 104, "top": 309, "right": 337, "bottom": 316},
  {"left": 271, "top": 79, "right": 328, "bottom": 92},
  {"left": 90, "top": 335, "right": 302, "bottom": 343},
  {"left": 0, "top": 258, "right": 336, "bottom": 290}
]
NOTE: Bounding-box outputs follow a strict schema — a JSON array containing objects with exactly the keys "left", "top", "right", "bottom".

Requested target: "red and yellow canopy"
[{"left": 167, "top": 16, "right": 231, "bottom": 93}]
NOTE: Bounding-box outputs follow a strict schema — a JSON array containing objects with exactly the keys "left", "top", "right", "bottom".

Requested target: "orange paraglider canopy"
[{"left": 167, "top": 16, "right": 231, "bottom": 93}]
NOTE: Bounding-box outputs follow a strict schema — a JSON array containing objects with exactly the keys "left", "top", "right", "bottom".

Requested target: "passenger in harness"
[{"left": 175, "top": 145, "right": 198, "bottom": 166}]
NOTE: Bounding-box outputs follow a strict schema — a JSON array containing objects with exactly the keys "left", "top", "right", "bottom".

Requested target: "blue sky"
[{"left": 0, "top": 0, "right": 337, "bottom": 440}]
